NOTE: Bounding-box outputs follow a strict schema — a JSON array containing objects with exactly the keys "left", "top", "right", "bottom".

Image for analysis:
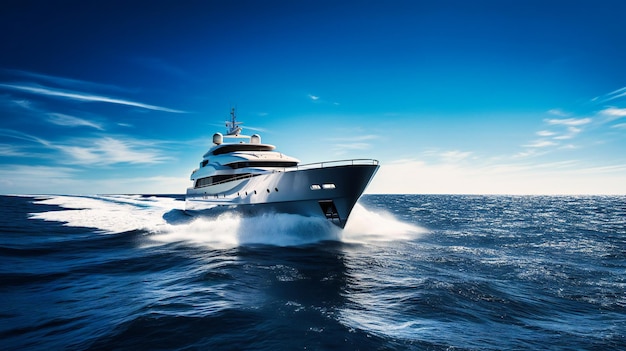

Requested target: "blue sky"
[{"left": 1, "top": 0, "right": 625, "bottom": 194}]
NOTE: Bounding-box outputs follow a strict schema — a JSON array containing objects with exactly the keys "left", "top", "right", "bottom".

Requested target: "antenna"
[{"left": 225, "top": 107, "right": 243, "bottom": 136}]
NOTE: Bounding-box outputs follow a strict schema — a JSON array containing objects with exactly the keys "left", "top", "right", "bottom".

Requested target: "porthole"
[
  {"left": 275, "top": 187, "right": 279, "bottom": 192},
  {"left": 266, "top": 189, "right": 270, "bottom": 193}
]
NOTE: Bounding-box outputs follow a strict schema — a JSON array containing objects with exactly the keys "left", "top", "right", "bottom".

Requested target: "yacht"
[{"left": 184, "top": 108, "right": 379, "bottom": 228}]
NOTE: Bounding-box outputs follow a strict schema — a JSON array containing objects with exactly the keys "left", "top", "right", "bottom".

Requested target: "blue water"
[{"left": 1, "top": 194, "right": 624, "bottom": 350}]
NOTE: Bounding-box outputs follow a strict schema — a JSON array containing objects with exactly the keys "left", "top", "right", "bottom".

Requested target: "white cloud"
[
  {"left": 548, "top": 108, "right": 569, "bottom": 117},
  {"left": 603, "top": 87, "right": 626, "bottom": 102},
  {"left": 47, "top": 113, "right": 104, "bottom": 130},
  {"left": 0, "top": 128, "right": 51, "bottom": 146},
  {"left": 5, "top": 69, "right": 130, "bottom": 93},
  {"left": 329, "top": 134, "right": 380, "bottom": 142},
  {"left": 568, "top": 126, "right": 582, "bottom": 134},
  {"left": 0, "top": 129, "right": 171, "bottom": 166},
  {"left": 0, "top": 144, "right": 30, "bottom": 157},
  {"left": 55, "top": 137, "right": 171, "bottom": 165},
  {"left": 308, "top": 94, "right": 320, "bottom": 101},
  {"left": 0, "top": 84, "right": 186, "bottom": 113},
  {"left": 536, "top": 130, "right": 556, "bottom": 137},
  {"left": 553, "top": 135, "right": 572, "bottom": 140},
  {"left": 553, "top": 126, "right": 582, "bottom": 140},
  {"left": 523, "top": 140, "right": 558, "bottom": 148},
  {"left": 527, "top": 115, "right": 590, "bottom": 148},
  {"left": 545, "top": 117, "right": 592, "bottom": 126},
  {"left": 600, "top": 107, "right": 626, "bottom": 120},
  {"left": 329, "top": 134, "right": 380, "bottom": 155},
  {"left": 514, "top": 149, "right": 542, "bottom": 158}
]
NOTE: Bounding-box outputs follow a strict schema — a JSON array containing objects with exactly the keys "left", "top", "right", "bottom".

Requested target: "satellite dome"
[
  {"left": 251, "top": 134, "right": 261, "bottom": 144},
  {"left": 213, "top": 132, "right": 223, "bottom": 145}
]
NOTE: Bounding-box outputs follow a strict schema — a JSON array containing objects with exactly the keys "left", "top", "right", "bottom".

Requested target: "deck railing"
[{"left": 289, "top": 158, "right": 379, "bottom": 170}]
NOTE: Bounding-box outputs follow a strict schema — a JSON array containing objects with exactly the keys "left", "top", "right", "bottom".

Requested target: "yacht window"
[
  {"left": 211, "top": 144, "right": 275, "bottom": 155},
  {"left": 195, "top": 173, "right": 252, "bottom": 188},
  {"left": 227, "top": 161, "right": 298, "bottom": 169}
]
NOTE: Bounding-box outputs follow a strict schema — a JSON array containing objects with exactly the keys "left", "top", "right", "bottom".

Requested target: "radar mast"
[{"left": 225, "top": 107, "right": 243, "bottom": 136}]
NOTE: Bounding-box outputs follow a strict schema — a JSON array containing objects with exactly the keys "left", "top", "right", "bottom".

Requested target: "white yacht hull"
[{"left": 185, "top": 163, "right": 379, "bottom": 228}]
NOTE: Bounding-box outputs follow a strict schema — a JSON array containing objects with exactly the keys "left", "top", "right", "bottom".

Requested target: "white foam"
[
  {"left": 150, "top": 211, "right": 341, "bottom": 248},
  {"left": 30, "top": 195, "right": 424, "bottom": 248},
  {"left": 342, "top": 203, "right": 427, "bottom": 243},
  {"left": 30, "top": 195, "right": 181, "bottom": 234}
]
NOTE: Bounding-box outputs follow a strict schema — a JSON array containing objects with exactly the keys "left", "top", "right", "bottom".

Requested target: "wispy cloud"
[
  {"left": 242, "top": 125, "right": 269, "bottom": 133},
  {"left": 329, "top": 134, "right": 380, "bottom": 155},
  {"left": 55, "top": 137, "right": 172, "bottom": 165},
  {"left": 0, "top": 128, "right": 171, "bottom": 166},
  {"left": 536, "top": 130, "right": 556, "bottom": 137},
  {"left": 47, "top": 113, "right": 104, "bottom": 130},
  {"left": 0, "top": 128, "right": 51, "bottom": 146},
  {"left": 523, "top": 140, "right": 558, "bottom": 148},
  {"left": 0, "top": 144, "right": 30, "bottom": 157},
  {"left": 548, "top": 108, "right": 569, "bottom": 117},
  {"left": 601, "top": 86, "right": 626, "bottom": 102},
  {"left": 514, "top": 148, "right": 547, "bottom": 158},
  {"left": 0, "top": 83, "right": 186, "bottom": 113},
  {"left": 329, "top": 134, "right": 380, "bottom": 142},
  {"left": 553, "top": 126, "right": 582, "bottom": 140},
  {"left": 545, "top": 117, "right": 592, "bottom": 126},
  {"left": 520, "top": 95, "right": 623, "bottom": 157},
  {"left": 611, "top": 123, "right": 626, "bottom": 129},
  {"left": 4, "top": 69, "right": 132, "bottom": 93},
  {"left": 522, "top": 116, "right": 591, "bottom": 147},
  {"left": 600, "top": 107, "right": 626, "bottom": 121},
  {"left": 306, "top": 94, "right": 340, "bottom": 105}
]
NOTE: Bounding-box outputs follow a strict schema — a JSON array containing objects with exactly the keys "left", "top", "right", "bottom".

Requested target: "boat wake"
[{"left": 29, "top": 195, "right": 425, "bottom": 248}]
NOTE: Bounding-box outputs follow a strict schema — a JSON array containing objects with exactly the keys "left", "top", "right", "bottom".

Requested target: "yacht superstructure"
[{"left": 184, "top": 109, "right": 379, "bottom": 228}]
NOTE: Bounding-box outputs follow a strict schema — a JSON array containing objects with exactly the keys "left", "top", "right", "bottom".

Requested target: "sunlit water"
[{"left": 1, "top": 194, "right": 624, "bottom": 350}]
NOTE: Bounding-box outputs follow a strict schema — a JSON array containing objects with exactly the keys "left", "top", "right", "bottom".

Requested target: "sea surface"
[{"left": 1, "top": 194, "right": 624, "bottom": 350}]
